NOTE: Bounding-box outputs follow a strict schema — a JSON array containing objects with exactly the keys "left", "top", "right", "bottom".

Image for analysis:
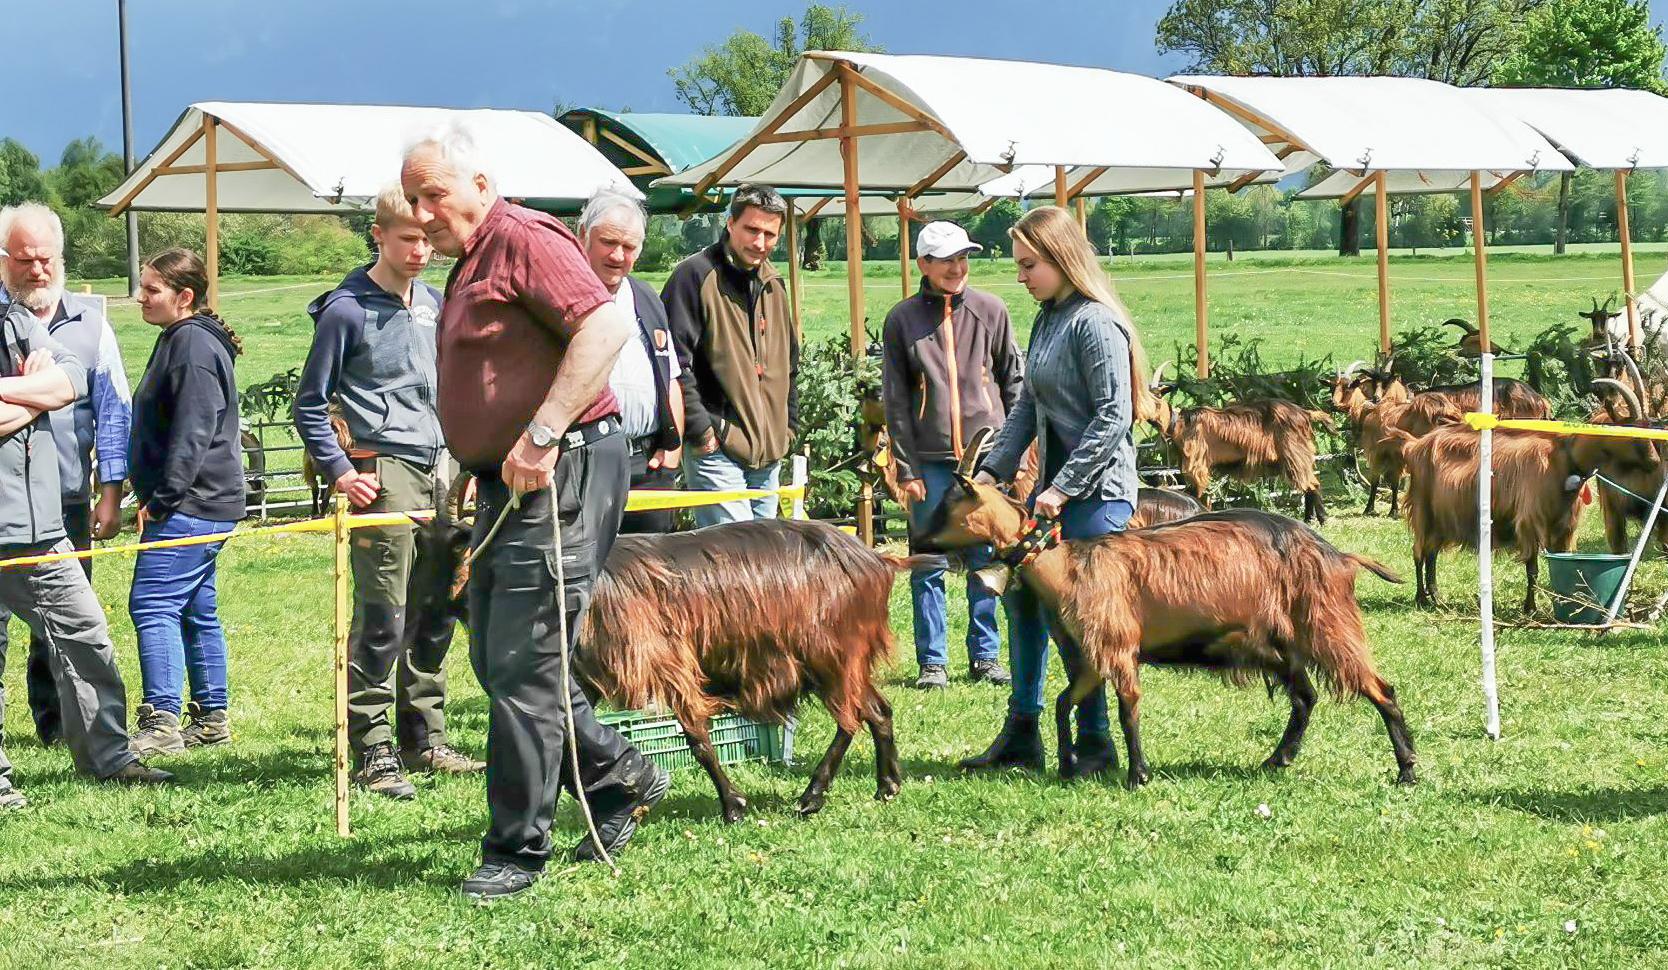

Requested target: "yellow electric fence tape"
[
  {"left": 0, "top": 483, "right": 809, "bottom": 570},
  {"left": 1464, "top": 412, "right": 1668, "bottom": 443}
]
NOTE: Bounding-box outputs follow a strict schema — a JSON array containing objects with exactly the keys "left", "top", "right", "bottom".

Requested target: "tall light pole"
[{"left": 118, "top": 0, "right": 140, "bottom": 295}]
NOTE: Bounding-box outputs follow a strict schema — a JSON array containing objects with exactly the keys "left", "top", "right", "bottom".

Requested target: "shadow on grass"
[{"left": 1466, "top": 785, "right": 1668, "bottom": 823}]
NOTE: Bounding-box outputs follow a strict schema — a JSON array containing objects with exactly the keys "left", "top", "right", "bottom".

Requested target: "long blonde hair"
[{"left": 1009, "top": 205, "right": 1157, "bottom": 422}]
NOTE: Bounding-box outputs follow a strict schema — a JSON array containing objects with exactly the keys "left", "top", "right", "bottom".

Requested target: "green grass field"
[{"left": 3, "top": 249, "right": 1666, "bottom": 968}]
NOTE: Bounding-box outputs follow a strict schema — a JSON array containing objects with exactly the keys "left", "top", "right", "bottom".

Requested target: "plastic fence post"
[
  {"left": 1478, "top": 353, "right": 1500, "bottom": 740},
  {"left": 333, "top": 491, "right": 352, "bottom": 836}
]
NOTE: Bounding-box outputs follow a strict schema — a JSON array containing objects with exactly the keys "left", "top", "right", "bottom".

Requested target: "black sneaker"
[
  {"left": 460, "top": 860, "right": 541, "bottom": 900},
  {"left": 914, "top": 664, "right": 949, "bottom": 690},
  {"left": 572, "top": 762, "right": 670, "bottom": 863},
  {"left": 969, "top": 660, "right": 1011, "bottom": 686},
  {"left": 354, "top": 743, "right": 417, "bottom": 800}
]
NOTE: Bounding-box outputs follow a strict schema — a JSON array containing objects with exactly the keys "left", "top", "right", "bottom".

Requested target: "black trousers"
[
  {"left": 617, "top": 444, "right": 679, "bottom": 535},
  {"left": 0, "top": 500, "right": 89, "bottom": 743},
  {"left": 468, "top": 430, "right": 646, "bottom": 869}
]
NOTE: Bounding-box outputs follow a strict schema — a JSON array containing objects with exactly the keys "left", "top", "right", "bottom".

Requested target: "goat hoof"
[
  {"left": 795, "top": 793, "right": 827, "bottom": 817},
  {"left": 875, "top": 780, "right": 900, "bottom": 803},
  {"left": 1396, "top": 767, "right": 1418, "bottom": 786},
  {"left": 1125, "top": 768, "right": 1151, "bottom": 791},
  {"left": 721, "top": 801, "right": 748, "bottom": 824},
  {"left": 1260, "top": 755, "right": 1292, "bottom": 771}
]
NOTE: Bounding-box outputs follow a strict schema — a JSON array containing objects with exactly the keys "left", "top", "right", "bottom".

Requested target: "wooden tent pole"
[
  {"left": 898, "top": 197, "right": 912, "bottom": 300},
  {"left": 1193, "top": 169, "right": 1209, "bottom": 379},
  {"left": 786, "top": 198, "right": 802, "bottom": 336},
  {"left": 1470, "top": 172, "right": 1490, "bottom": 351},
  {"left": 1375, "top": 172, "right": 1391, "bottom": 355},
  {"left": 1616, "top": 169, "right": 1641, "bottom": 351},
  {"left": 837, "top": 64, "right": 872, "bottom": 546},
  {"left": 1054, "top": 165, "right": 1068, "bottom": 207},
  {"left": 204, "top": 116, "right": 219, "bottom": 310}
]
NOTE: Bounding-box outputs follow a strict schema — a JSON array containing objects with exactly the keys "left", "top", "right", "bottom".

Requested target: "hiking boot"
[
  {"left": 131, "top": 704, "right": 185, "bottom": 757},
  {"left": 969, "top": 659, "right": 1011, "bottom": 686},
  {"left": 0, "top": 784, "right": 26, "bottom": 809},
  {"left": 105, "top": 761, "right": 175, "bottom": 784},
  {"left": 958, "top": 713, "right": 1045, "bottom": 772},
  {"left": 354, "top": 743, "right": 417, "bottom": 800},
  {"left": 180, "top": 702, "right": 231, "bottom": 748},
  {"left": 572, "top": 762, "right": 670, "bottom": 864},
  {"left": 402, "top": 743, "right": 485, "bottom": 775},
  {"left": 461, "top": 860, "right": 541, "bottom": 900},
  {"left": 914, "top": 664, "right": 949, "bottom": 690}
]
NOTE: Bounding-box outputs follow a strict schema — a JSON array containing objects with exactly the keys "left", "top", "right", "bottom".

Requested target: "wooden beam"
[
  {"left": 839, "top": 69, "right": 865, "bottom": 360},
  {"left": 801, "top": 196, "right": 833, "bottom": 220},
  {"left": 1470, "top": 172, "right": 1490, "bottom": 351},
  {"left": 1054, "top": 165, "right": 1067, "bottom": 207},
  {"left": 1194, "top": 169, "right": 1209, "bottom": 379},
  {"left": 153, "top": 159, "right": 280, "bottom": 177},
  {"left": 105, "top": 123, "right": 205, "bottom": 215},
  {"left": 1068, "top": 166, "right": 1109, "bottom": 199},
  {"left": 971, "top": 197, "right": 997, "bottom": 218},
  {"left": 1337, "top": 175, "right": 1375, "bottom": 207},
  {"left": 600, "top": 127, "right": 669, "bottom": 172},
  {"left": 620, "top": 163, "right": 672, "bottom": 177},
  {"left": 786, "top": 198, "right": 802, "bottom": 341},
  {"left": 582, "top": 116, "right": 598, "bottom": 144},
  {"left": 755, "top": 120, "right": 932, "bottom": 145},
  {"left": 1617, "top": 168, "right": 1641, "bottom": 351},
  {"left": 837, "top": 62, "right": 956, "bottom": 141},
  {"left": 899, "top": 197, "right": 912, "bottom": 300},
  {"left": 1486, "top": 171, "right": 1525, "bottom": 196},
  {"left": 1258, "top": 133, "right": 1288, "bottom": 145},
  {"left": 691, "top": 68, "right": 838, "bottom": 198},
  {"left": 1197, "top": 90, "right": 1315, "bottom": 155},
  {"left": 213, "top": 117, "right": 312, "bottom": 194},
  {"left": 1375, "top": 171, "right": 1391, "bottom": 355},
  {"left": 205, "top": 117, "right": 219, "bottom": 309},
  {"left": 906, "top": 149, "right": 967, "bottom": 198}
]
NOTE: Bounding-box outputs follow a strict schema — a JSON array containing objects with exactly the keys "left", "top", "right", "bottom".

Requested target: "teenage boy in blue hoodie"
[{"left": 294, "top": 187, "right": 483, "bottom": 800}]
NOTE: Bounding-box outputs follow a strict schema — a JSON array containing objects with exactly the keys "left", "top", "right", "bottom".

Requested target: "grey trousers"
[
  {"left": 0, "top": 540, "right": 137, "bottom": 781},
  {"left": 469, "top": 430, "right": 647, "bottom": 869}
]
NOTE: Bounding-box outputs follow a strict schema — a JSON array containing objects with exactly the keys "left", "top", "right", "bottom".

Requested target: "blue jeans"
[
  {"left": 684, "top": 450, "right": 780, "bottom": 528},
  {"left": 909, "top": 462, "right": 999, "bottom": 668},
  {"left": 129, "top": 512, "right": 236, "bottom": 715},
  {"left": 1007, "top": 497, "right": 1135, "bottom": 738}
]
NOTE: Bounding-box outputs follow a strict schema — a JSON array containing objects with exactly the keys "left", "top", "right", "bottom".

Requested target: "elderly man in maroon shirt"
[{"left": 401, "top": 126, "right": 668, "bottom": 900}]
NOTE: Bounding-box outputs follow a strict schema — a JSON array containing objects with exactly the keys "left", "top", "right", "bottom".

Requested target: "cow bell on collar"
[{"left": 972, "top": 563, "right": 1015, "bottom": 596}]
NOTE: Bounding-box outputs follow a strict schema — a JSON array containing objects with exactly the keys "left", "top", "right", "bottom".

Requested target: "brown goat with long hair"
[
  {"left": 579, "top": 519, "right": 909, "bottom": 823},
  {"left": 1584, "top": 382, "right": 1666, "bottom": 555},
  {"left": 1149, "top": 384, "right": 1334, "bottom": 524},
  {"left": 301, "top": 406, "right": 353, "bottom": 516},
  {"left": 919, "top": 479, "right": 1415, "bottom": 788}
]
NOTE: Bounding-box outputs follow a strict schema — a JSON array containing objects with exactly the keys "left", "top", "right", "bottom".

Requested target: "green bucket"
[{"left": 1543, "top": 552, "right": 1631, "bottom": 625}]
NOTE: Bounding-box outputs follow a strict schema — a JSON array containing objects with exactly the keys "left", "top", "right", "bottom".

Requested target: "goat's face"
[
  {"left": 1148, "top": 391, "right": 1177, "bottom": 438},
  {"left": 913, "top": 475, "right": 1028, "bottom": 552},
  {"left": 1375, "top": 374, "right": 1410, "bottom": 404}
]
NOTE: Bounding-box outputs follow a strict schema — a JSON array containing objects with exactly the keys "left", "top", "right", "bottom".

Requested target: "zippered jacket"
[{"left": 0, "top": 301, "right": 88, "bottom": 547}]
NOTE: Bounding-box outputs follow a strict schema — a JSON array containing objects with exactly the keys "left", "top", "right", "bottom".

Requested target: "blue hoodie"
[{"left": 294, "top": 266, "right": 443, "bottom": 481}]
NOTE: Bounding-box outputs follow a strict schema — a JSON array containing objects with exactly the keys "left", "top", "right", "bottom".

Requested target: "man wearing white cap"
[{"left": 881, "top": 220, "right": 1022, "bottom": 689}]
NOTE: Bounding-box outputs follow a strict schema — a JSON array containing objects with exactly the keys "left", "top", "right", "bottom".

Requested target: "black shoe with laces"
[
  {"left": 572, "top": 762, "right": 670, "bottom": 863},
  {"left": 461, "top": 860, "right": 541, "bottom": 900},
  {"left": 969, "top": 659, "right": 1011, "bottom": 686},
  {"left": 354, "top": 742, "right": 416, "bottom": 800}
]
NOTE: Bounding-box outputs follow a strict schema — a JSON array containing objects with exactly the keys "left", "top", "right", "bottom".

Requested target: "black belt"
[
  {"left": 559, "top": 416, "right": 619, "bottom": 451},
  {"left": 626, "top": 434, "right": 659, "bottom": 457}
]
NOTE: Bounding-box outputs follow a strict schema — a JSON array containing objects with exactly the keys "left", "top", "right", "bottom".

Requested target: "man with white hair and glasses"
[
  {"left": 578, "top": 188, "right": 683, "bottom": 533},
  {"left": 0, "top": 202, "right": 132, "bottom": 748},
  {"left": 400, "top": 129, "right": 666, "bottom": 900}
]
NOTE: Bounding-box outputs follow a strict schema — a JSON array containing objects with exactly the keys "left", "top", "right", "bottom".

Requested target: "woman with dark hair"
[{"left": 127, "top": 248, "right": 246, "bottom": 756}]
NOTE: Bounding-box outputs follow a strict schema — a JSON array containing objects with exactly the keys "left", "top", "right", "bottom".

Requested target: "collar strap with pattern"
[{"left": 996, "top": 516, "right": 1062, "bottom": 570}]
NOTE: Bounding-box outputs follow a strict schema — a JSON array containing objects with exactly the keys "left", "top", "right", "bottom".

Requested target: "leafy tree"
[
  {"left": 0, "top": 139, "right": 47, "bottom": 207},
  {"left": 1495, "top": 0, "right": 1667, "bottom": 252},
  {"left": 969, "top": 200, "right": 1021, "bottom": 256}
]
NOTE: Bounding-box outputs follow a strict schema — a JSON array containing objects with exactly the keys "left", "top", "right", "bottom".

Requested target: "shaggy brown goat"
[
  {"left": 1410, "top": 379, "right": 1551, "bottom": 425},
  {"left": 1395, "top": 379, "right": 1644, "bottom": 612},
  {"left": 1148, "top": 389, "right": 1334, "bottom": 525},
  {"left": 1128, "top": 487, "right": 1203, "bottom": 528},
  {"left": 1585, "top": 383, "right": 1667, "bottom": 555},
  {"left": 301, "top": 407, "right": 354, "bottom": 516},
  {"left": 918, "top": 480, "right": 1416, "bottom": 787},
  {"left": 579, "top": 519, "right": 909, "bottom": 822},
  {"left": 1444, "top": 318, "right": 1503, "bottom": 357}
]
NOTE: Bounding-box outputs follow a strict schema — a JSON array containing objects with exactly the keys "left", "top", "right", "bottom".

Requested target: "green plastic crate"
[{"left": 596, "top": 708, "right": 795, "bottom": 772}]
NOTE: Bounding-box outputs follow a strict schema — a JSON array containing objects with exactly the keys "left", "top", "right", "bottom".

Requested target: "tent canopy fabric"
[
  {"left": 100, "top": 102, "right": 639, "bottom": 214},
  {"left": 1172, "top": 75, "right": 1573, "bottom": 200},
  {"left": 559, "top": 109, "right": 755, "bottom": 176},
  {"left": 1465, "top": 87, "right": 1668, "bottom": 171},
  {"left": 661, "top": 52, "right": 1284, "bottom": 196}
]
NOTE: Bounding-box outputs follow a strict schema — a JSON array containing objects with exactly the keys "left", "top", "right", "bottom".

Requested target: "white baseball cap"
[{"left": 915, "top": 221, "right": 982, "bottom": 259}]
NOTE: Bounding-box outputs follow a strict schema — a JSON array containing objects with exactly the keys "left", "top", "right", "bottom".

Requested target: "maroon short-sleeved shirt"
[{"left": 437, "top": 198, "right": 618, "bottom": 468}]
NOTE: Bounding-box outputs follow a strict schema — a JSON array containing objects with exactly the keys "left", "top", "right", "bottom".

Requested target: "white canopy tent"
[
  {"left": 1170, "top": 75, "right": 1574, "bottom": 357},
  {"left": 99, "top": 101, "right": 638, "bottom": 304},
  {"left": 1467, "top": 87, "right": 1668, "bottom": 349}
]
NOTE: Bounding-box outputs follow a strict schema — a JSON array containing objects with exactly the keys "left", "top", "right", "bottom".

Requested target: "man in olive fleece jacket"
[{"left": 662, "top": 184, "right": 799, "bottom": 527}]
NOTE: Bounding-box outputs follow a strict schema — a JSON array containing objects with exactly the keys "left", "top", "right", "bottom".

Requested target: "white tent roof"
[
  {"left": 661, "top": 52, "right": 1284, "bottom": 196},
  {"left": 1466, "top": 87, "right": 1668, "bottom": 170},
  {"left": 1171, "top": 75, "right": 1573, "bottom": 200},
  {"left": 99, "top": 102, "right": 638, "bottom": 214}
]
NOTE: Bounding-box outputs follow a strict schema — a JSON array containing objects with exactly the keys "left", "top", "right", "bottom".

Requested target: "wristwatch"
[{"left": 526, "top": 421, "right": 562, "bottom": 449}]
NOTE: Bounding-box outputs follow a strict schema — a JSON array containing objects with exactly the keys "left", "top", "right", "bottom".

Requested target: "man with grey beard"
[{"left": 0, "top": 203, "right": 132, "bottom": 748}]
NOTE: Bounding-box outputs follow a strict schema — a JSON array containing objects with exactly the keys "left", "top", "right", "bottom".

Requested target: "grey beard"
[{"left": 10, "top": 282, "right": 63, "bottom": 314}]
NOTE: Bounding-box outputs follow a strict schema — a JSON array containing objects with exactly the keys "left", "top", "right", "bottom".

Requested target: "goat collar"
[{"left": 996, "top": 516, "right": 1063, "bottom": 570}]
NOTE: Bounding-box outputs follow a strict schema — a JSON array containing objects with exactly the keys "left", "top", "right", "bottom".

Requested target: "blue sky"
[{"left": 13, "top": 0, "right": 1668, "bottom": 165}]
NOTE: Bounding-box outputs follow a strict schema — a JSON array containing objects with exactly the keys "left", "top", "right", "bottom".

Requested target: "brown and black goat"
[
  {"left": 1396, "top": 379, "right": 1646, "bottom": 613},
  {"left": 301, "top": 406, "right": 354, "bottom": 516},
  {"left": 1444, "top": 318, "right": 1503, "bottom": 357},
  {"left": 917, "top": 478, "right": 1416, "bottom": 788},
  {"left": 1586, "top": 380, "right": 1667, "bottom": 555},
  {"left": 1149, "top": 365, "right": 1333, "bottom": 524}
]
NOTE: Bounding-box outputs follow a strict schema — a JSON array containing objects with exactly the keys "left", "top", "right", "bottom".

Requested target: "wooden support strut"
[
  {"left": 786, "top": 198, "right": 803, "bottom": 335},
  {"left": 1617, "top": 169, "right": 1641, "bottom": 351},
  {"left": 899, "top": 197, "right": 912, "bottom": 299},
  {"left": 690, "top": 68, "right": 839, "bottom": 199},
  {"left": 1375, "top": 172, "right": 1391, "bottom": 355},
  {"left": 204, "top": 116, "right": 219, "bottom": 310},
  {"left": 836, "top": 62, "right": 872, "bottom": 547},
  {"left": 1054, "top": 165, "right": 1068, "bottom": 207},
  {"left": 1471, "top": 172, "right": 1490, "bottom": 351},
  {"left": 755, "top": 120, "right": 931, "bottom": 145},
  {"left": 1193, "top": 169, "right": 1209, "bottom": 379}
]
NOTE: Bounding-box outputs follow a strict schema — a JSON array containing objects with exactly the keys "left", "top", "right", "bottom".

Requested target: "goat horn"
[
  {"left": 445, "top": 469, "right": 474, "bottom": 523},
  {"left": 958, "top": 426, "right": 995, "bottom": 477},
  {"left": 1342, "top": 359, "right": 1368, "bottom": 377},
  {"left": 1590, "top": 296, "right": 1601, "bottom": 314},
  {"left": 1594, "top": 378, "right": 1644, "bottom": 424},
  {"left": 1443, "top": 318, "right": 1476, "bottom": 334},
  {"left": 1150, "top": 360, "right": 1172, "bottom": 389},
  {"left": 1616, "top": 349, "right": 1651, "bottom": 421}
]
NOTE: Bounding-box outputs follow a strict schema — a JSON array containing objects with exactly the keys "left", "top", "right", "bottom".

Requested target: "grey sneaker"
[
  {"left": 354, "top": 743, "right": 417, "bottom": 800},
  {"left": 969, "top": 660, "right": 1011, "bottom": 686},
  {"left": 914, "top": 664, "right": 949, "bottom": 690},
  {"left": 180, "top": 702, "right": 231, "bottom": 748},
  {"left": 402, "top": 743, "right": 485, "bottom": 775},
  {"left": 0, "top": 784, "right": 26, "bottom": 809},
  {"left": 572, "top": 762, "right": 670, "bottom": 863},
  {"left": 461, "top": 860, "right": 541, "bottom": 900},
  {"left": 105, "top": 761, "right": 175, "bottom": 784},
  {"left": 131, "top": 704, "right": 186, "bottom": 757}
]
